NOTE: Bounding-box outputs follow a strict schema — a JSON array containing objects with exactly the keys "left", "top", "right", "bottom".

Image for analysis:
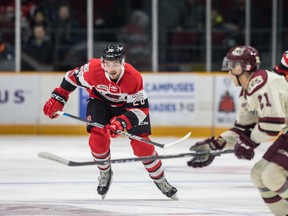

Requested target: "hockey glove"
[
  {"left": 187, "top": 136, "right": 225, "bottom": 168},
  {"left": 107, "top": 117, "right": 127, "bottom": 138},
  {"left": 234, "top": 133, "right": 259, "bottom": 160},
  {"left": 43, "top": 87, "right": 70, "bottom": 119}
]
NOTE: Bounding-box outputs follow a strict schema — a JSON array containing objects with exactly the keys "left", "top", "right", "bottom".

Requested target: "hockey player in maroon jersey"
[
  {"left": 188, "top": 47, "right": 288, "bottom": 215},
  {"left": 43, "top": 44, "right": 178, "bottom": 200}
]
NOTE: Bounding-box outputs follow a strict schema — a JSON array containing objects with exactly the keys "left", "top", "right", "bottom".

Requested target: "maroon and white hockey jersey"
[
  {"left": 62, "top": 58, "right": 149, "bottom": 126},
  {"left": 221, "top": 69, "right": 288, "bottom": 145}
]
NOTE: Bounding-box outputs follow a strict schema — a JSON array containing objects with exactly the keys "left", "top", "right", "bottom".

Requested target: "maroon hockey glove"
[
  {"left": 234, "top": 133, "right": 259, "bottom": 160},
  {"left": 107, "top": 117, "right": 127, "bottom": 138},
  {"left": 187, "top": 136, "right": 225, "bottom": 168},
  {"left": 43, "top": 87, "right": 70, "bottom": 119}
]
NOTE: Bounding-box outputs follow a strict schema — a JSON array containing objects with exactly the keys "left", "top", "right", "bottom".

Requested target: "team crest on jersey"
[
  {"left": 109, "top": 84, "right": 121, "bottom": 93},
  {"left": 241, "top": 101, "right": 257, "bottom": 114},
  {"left": 241, "top": 101, "right": 248, "bottom": 109},
  {"left": 248, "top": 75, "right": 264, "bottom": 94}
]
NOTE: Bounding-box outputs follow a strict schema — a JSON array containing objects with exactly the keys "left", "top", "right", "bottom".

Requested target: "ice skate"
[
  {"left": 97, "top": 169, "right": 113, "bottom": 200},
  {"left": 154, "top": 178, "right": 178, "bottom": 200}
]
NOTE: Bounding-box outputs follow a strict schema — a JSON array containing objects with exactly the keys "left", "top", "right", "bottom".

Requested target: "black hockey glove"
[{"left": 187, "top": 136, "right": 226, "bottom": 168}]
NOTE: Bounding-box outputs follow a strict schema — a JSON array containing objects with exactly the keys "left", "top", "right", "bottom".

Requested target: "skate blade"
[
  {"left": 101, "top": 194, "right": 107, "bottom": 200},
  {"left": 170, "top": 193, "right": 178, "bottom": 200}
]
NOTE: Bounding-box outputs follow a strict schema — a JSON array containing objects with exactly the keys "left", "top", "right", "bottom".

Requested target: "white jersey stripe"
[{"left": 131, "top": 109, "right": 147, "bottom": 125}]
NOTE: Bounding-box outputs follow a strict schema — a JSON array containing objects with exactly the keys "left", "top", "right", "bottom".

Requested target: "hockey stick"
[
  {"left": 38, "top": 149, "right": 234, "bottom": 166},
  {"left": 55, "top": 111, "right": 191, "bottom": 149}
]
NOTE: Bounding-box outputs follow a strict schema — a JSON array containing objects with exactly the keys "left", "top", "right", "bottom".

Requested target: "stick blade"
[
  {"left": 38, "top": 152, "right": 71, "bottom": 166},
  {"left": 162, "top": 132, "right": 191, "bottom": 148}
]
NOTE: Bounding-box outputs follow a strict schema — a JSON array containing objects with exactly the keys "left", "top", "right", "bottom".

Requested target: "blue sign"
[{"left": 79, "top": 88, "right": 89, "bottom": 118}]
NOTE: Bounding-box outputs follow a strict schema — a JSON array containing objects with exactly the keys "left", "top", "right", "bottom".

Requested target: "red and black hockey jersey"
[{"left": 60, "top": 58, "right": 149, "bottom": 127}]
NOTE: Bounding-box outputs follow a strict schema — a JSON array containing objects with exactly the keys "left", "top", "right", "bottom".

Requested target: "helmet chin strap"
[
  {"left": 236, "top": 75, "right": 242, "bottom": 86},
  {"left": 231, "top": 67, "right": 246, "bottom": 87},
  {"left": 234, "top": 69, "right": 253, "bottom": 88}
]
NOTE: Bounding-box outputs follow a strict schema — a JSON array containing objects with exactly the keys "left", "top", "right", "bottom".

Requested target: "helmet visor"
[
  {"left": 221, "top": 57, "right": 229, "bottom": 71},
  {"left": 227, "top": 59, "right": 242, "bottom": 70}
]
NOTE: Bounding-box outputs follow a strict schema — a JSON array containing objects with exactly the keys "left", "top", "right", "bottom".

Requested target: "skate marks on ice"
[
  {"left": 0, "top": 135, "right": 271, "bottom": 215},
  {"left": 0, "top": 198, "right": 271, "bottom": 216},
  {"left": 0, "top": 203, "right": 120, "bottom": 216}
]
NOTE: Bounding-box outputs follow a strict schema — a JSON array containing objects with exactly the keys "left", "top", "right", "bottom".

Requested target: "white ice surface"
[{"left": 0, "top": 135, "right": 272, "bottom": 215}]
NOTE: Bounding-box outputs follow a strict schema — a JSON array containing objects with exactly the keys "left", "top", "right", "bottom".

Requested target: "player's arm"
[
  {"left": 43, "top": 62, "right": 93, "bottom": 119},
  {"left": 187, "top": 123, "right": 258, "bottom": 168},
  {"left": 188, "top": 92, "right": 259, "bottom": 167},
  {"left": 220, "top": 92, "right": 258, "bottom": 148},
  {"left": 63, "top": 61, "right": 94, "bottom": 89}
]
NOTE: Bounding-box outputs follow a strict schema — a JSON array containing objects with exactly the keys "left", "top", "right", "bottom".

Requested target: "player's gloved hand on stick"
[
  {"left": 43, "top": 87, "right": 70, "bottom": 119},
  {"left": 107, "top": 117, "right": 127, "bottom": 138},
  {"left": 187, "top": 136, "right": 225, "bottom": 168},
  {"left": 234, "top": 133, "right": 259, "bottom": 160}
]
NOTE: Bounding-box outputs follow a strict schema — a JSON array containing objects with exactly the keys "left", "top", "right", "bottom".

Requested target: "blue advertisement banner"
[{"left": 79, "top": 88, "right": 89, "bottom": 118}]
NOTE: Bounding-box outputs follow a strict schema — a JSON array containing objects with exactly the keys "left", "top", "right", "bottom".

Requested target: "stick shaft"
[
  {"left": 39, "top": 149, "right": 234, "bottom": 166},
  {"left": 56, "top": 111, "right": 191, "bottom": 149}
]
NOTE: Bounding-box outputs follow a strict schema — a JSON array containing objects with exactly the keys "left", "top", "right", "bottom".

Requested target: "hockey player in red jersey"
[
  {"left": 43, "top": 44, "right": 177, "bottom": 200},
  {"left": 188, "top": 46, "right": 288, "bottom": 215}
]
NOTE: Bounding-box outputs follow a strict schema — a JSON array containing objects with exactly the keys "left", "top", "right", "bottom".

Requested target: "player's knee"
[
  {"left": 261, "top": 164, "right": 285, "bottom": 192},
  {"left": 130, "top": 134, "right": 154, "bottom": 157},
  {"left": 250, "top": 161, "right": 264, "bottom": 187},
  {"left": 89, "top": 127, "right": 110, "bottom": 153}
]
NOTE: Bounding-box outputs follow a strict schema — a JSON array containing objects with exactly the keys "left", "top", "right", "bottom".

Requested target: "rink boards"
[{"left": 0, "top": 73, "right": 240, "bottom": 137}]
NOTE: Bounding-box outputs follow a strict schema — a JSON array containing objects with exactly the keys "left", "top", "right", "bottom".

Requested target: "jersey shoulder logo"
[
  {"left": 247, "top": 70, "right": 267, "bottom": 96},
  {"left": 248, "top": 75, "right": 264, "bottom": 92},
  {"left": 83, "top": 62, "right": 91, "bottom": 72}
]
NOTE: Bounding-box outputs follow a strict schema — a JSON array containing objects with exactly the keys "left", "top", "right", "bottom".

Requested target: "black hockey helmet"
[
  {"left": 226, "top": 45, "right": 261, "bottom": 72},
  {"left": 102, "top": 44, "right": 125, "bottom": 62}
]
